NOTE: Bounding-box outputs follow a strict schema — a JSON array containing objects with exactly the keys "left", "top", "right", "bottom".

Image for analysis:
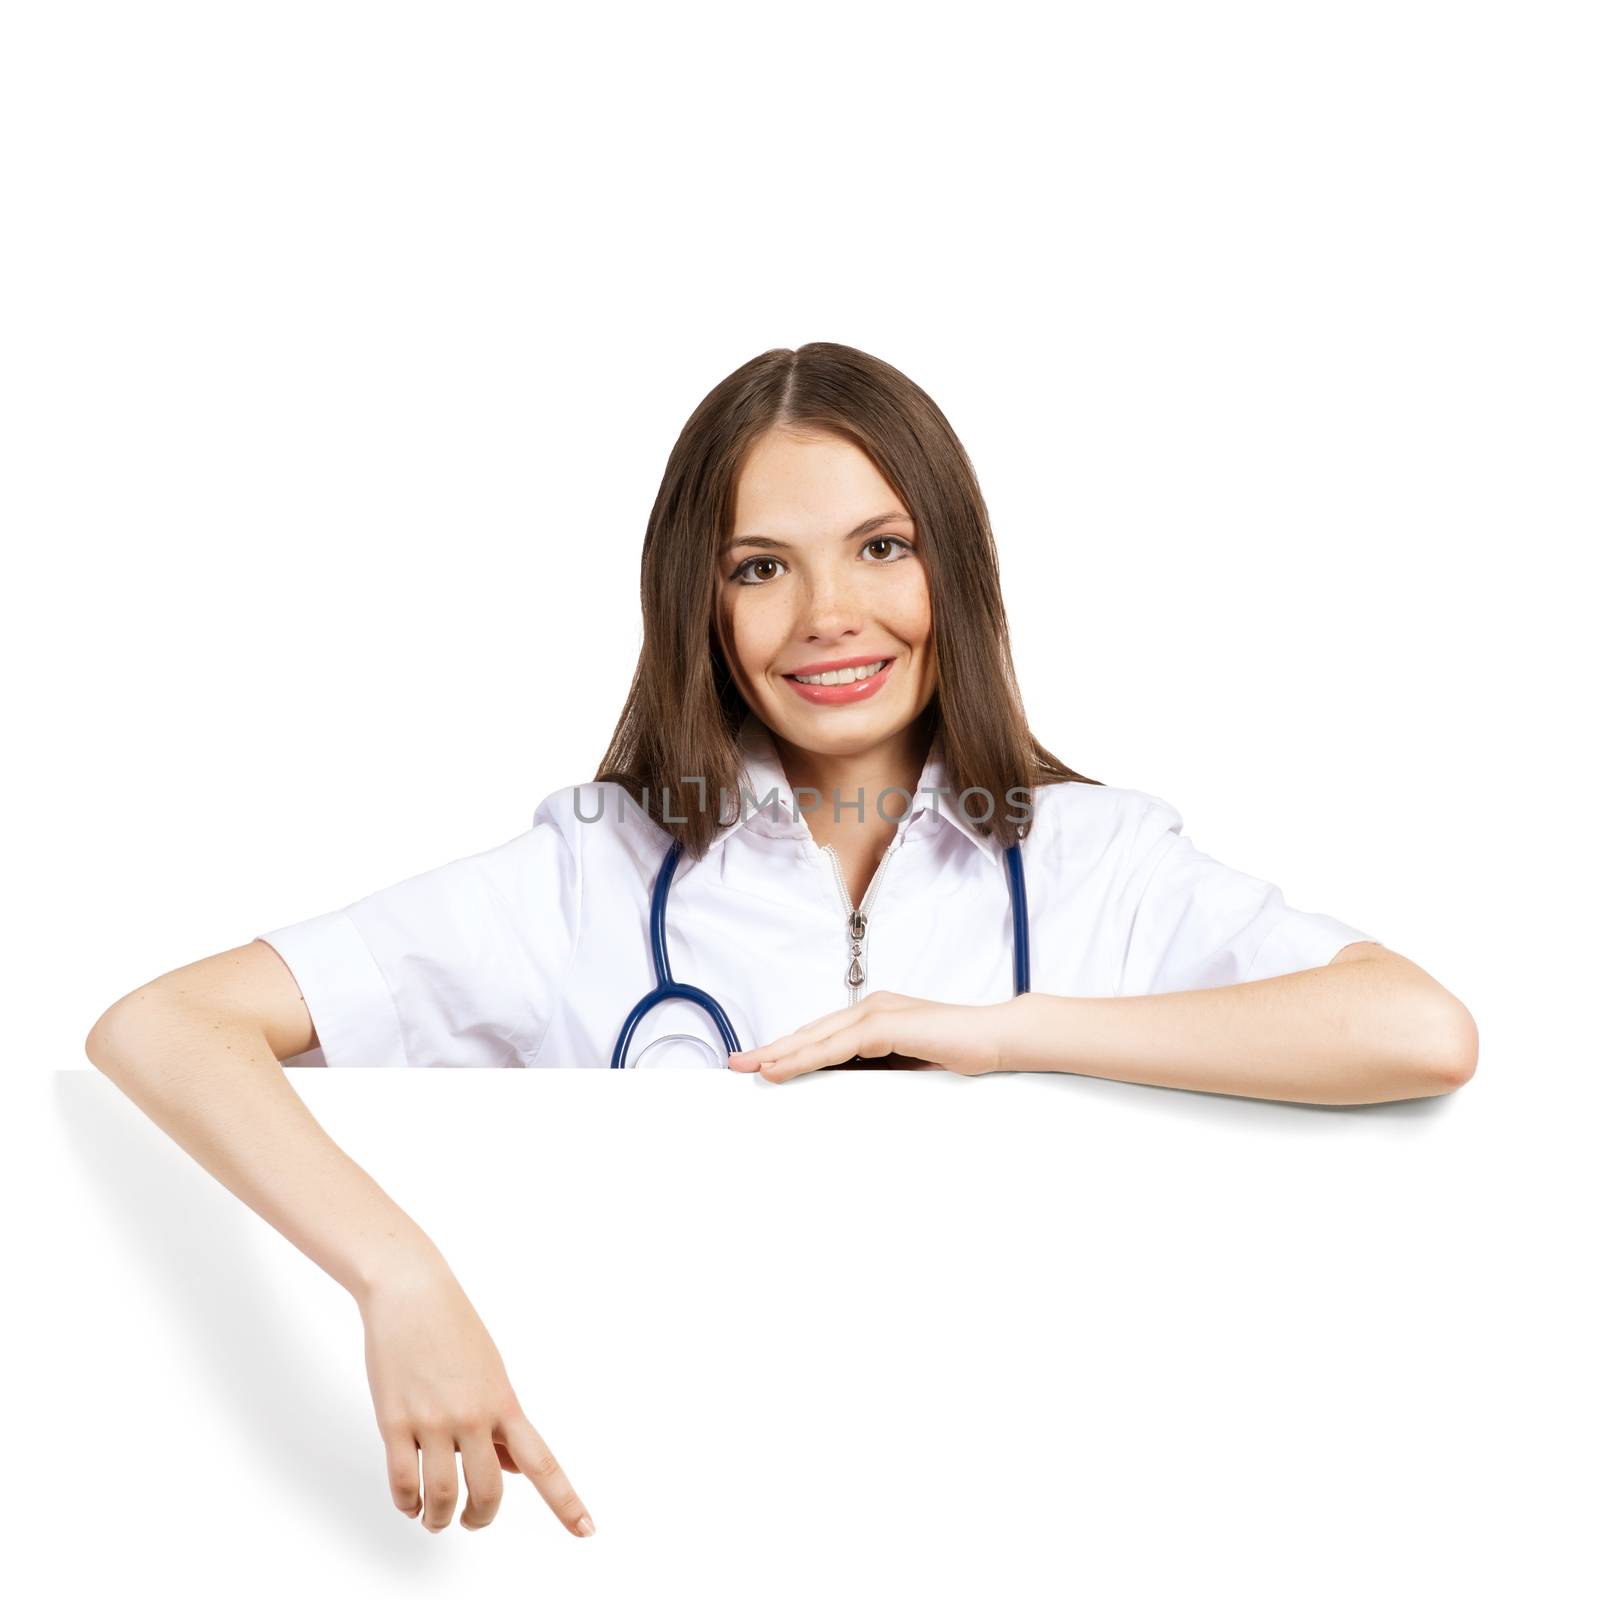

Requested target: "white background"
[{"left": 10, "top": 1, "right": 1596, "bottom": 1594}]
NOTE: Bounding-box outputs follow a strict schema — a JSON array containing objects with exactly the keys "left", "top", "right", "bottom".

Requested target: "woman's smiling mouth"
[{"left": 782, "top": 656, "right": 896, "bottom": 704}]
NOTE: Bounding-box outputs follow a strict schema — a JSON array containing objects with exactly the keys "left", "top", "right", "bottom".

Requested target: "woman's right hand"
[{"left": 357, "top": 1253, "right": 595, "bottom": 1537}]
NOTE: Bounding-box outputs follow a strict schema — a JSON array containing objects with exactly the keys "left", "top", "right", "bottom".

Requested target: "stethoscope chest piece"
[{"left": 629, "top": 1032, "right": 728, "bottom": 1070}]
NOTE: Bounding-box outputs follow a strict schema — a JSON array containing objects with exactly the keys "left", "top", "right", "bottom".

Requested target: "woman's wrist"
[
  {"left": 352, "top": 1226, "right": 453, "bottom": 1309},
  {"left": 996, "top": 990, "right": 1074, "bottom": 1073}
]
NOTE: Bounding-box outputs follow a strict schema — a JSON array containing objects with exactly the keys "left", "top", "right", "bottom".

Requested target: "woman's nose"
[{"left": 797, "top": 565, "right": 867, "bottom": 636}]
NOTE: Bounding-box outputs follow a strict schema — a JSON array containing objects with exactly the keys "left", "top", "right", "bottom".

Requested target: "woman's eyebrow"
[{"left": 724, "top": 511, "right": 912, "bottom": 555}]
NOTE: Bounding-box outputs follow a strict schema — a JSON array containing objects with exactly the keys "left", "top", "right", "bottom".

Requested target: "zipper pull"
[{"left": 847, "top": 908, "right": 867, "bottom": 989}]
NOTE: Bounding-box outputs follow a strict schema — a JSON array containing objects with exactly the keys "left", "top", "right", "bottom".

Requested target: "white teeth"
[{"left": 791, "top": 660, "right": 888, "bottom": 687}]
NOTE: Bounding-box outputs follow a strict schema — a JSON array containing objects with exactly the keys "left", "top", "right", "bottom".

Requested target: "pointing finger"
[{"left": 499, "top": 1411, "right": 596, "bottom": 1538}]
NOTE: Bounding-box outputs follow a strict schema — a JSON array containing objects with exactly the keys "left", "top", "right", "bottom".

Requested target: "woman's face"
[{"left": 715, "top": 427, "right": 936, "bottom": 759}]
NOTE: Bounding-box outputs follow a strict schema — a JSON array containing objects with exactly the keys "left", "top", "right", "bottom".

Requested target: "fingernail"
[{"left": 576, "top": 1513, "right": 596, "bottom": 1537}]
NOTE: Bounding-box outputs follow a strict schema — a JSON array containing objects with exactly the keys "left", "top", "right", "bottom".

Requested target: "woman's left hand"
[{"left": 727, "top": 991, "right": 1015, "bottom": 1082}]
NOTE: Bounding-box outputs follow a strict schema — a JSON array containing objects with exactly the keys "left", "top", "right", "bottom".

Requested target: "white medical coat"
[{"left": 257, "top": 713, "right": 1378, "bottom": 1068}]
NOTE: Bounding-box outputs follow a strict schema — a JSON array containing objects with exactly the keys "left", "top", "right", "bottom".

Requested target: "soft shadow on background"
[{"left": 53, "top": 1072, "right": 418, "bottom": 1572}]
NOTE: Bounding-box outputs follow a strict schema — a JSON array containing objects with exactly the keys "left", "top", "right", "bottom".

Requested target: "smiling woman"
[
  {"left": 226, "top": 342, "right": 1467, "bottom": 1092},
  {"left": 97, "top": 339, "right": 1476, "bottom": 1093},
  {"left": 85, "top": 339, "right": 1476, "bottom": 1544},
  {"left": 592, "top": 343, "right": 1093, "bottom": 864}
]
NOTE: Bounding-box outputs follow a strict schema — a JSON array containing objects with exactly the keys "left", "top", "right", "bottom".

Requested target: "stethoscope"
[{"left": 610, "top": 836, "right": 1032, "bottom": 1068}]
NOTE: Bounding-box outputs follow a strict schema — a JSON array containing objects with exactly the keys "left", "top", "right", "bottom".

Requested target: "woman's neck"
[{"left": 772, "top": 711, "right": 936, "bottom": 899}]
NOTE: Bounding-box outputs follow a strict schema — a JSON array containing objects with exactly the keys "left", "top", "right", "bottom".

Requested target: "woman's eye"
[
  {"left": 864, "top": 536, "right": 913, "bottom": 562},
  {"left": 733, "top": 557, "right": 784, "bottom": 585}
]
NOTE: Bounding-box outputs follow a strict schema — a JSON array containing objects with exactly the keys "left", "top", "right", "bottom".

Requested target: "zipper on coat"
[{"left": 819, "top": 839, "right": 899, "bottom": 1005}]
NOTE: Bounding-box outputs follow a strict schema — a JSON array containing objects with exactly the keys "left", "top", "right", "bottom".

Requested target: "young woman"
[{"left": 85, "top": 342, "right": 1477, "bottom": 1539}]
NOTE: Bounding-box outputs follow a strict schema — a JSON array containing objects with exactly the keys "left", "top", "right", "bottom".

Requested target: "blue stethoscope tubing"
[{"left": 609, "top": 834, "right": 1032, "bottom": 1069}]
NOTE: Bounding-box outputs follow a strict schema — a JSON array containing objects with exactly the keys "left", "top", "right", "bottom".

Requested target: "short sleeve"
[
  {"left": 1118, "top": 796, "right": 1379, "bottom": 996},
  {"left": 256, "top": 791, "right": 582, "bottom": 1068}
]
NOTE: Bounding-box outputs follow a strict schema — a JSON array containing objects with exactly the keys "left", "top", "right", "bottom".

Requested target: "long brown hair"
[{"left": 593, "top": 341, "right": 1099, "bottom": 858}]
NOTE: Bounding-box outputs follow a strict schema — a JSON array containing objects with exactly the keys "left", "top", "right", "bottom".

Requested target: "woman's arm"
[
  {"left": 998, "top": 943, "right": 1477, "bottom": 1104},
  {"left": 86, "top": 941, "right": 441, "bottom": 1299},
  {"left": 84, "top": 941, "right": 596, "bottom": 1537}
]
